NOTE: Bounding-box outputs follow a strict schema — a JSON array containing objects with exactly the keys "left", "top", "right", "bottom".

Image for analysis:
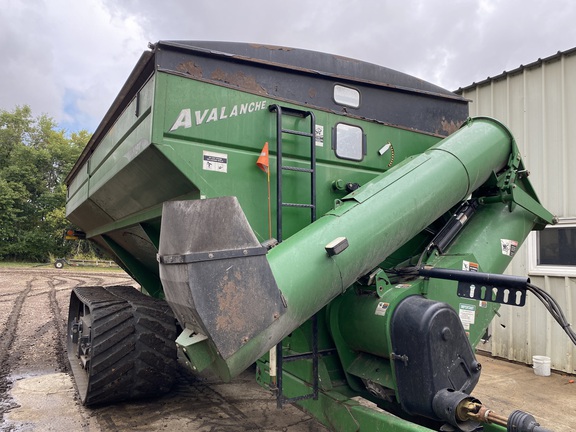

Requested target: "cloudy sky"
[{"left": 1, "top": 0, "right": 575, "bottom": 134}]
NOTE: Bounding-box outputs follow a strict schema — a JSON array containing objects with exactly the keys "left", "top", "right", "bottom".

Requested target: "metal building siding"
[{"left": 459, "top": 50, "right": 576, "bottom": 373}]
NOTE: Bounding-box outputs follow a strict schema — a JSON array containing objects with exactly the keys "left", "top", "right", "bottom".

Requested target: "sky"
[{"left": 1, "top": 0, "right": 575, "bottom": 134}]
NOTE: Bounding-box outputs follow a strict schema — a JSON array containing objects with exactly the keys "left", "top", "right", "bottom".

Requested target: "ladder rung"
[
  {"left": 283, "top": 393, "right": 316, "bottom": 403},
  {"left": 271, "top": 105, "right": 311, "bottom": 118},
  {"left": 282, "top": 348, "right": 336, "bottom": 363},
  {"left": 282, "top": 166, "right": 313, "bottom": 173},
  {"left": 282, "top": 203, "right": 314, "bottom": 208},
  {"left": 283, "top": 353, "right": 314, "bottom": 362},
  {"left": 281, "top": 128, "right": 314, "bottom": 138}
]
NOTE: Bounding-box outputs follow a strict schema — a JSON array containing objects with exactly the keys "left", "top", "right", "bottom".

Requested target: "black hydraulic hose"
[
  {"left": 526, "top": 282, "right": 576, "bottom": 346},
  {"left": 414, "top": 266, "right": 576, "bottom": 347}
]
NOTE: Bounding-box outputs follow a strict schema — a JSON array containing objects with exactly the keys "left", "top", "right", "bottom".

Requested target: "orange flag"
[{"left": 257, "top": 142, "right": 269, "bottom": 173}]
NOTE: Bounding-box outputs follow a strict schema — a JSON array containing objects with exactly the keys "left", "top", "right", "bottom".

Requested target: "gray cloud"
[{"left": 1, "top": 0, "right": 575, "bottom": 132}]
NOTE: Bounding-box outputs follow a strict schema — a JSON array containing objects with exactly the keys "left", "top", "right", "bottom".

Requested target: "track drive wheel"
[{"left": 67, "top": 285, "right": 178, "bottom": 405}]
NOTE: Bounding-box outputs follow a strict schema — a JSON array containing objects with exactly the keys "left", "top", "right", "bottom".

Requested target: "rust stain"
[
  {"left": 177, "top": 61, "right": 203, "bottom": 78},
  {"left": 210, "top": 68, "right": 268, "bottom": 95},
  {"left": 215, "top": 270, "right": 253, "bottom": 338},
  {"left": 248, "top": 44, "right": 293, "bottom": 52},
  {"left": 308, "top": 87, "right": 317, "bottom": 98},
  {"left": 439, "top": 117, "right": 464, "bottom": 136}
]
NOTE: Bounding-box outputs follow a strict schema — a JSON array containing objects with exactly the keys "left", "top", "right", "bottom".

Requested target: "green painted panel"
[
  {"left": 425, "top": 202, "right": 538, "bottom": 348},
  {"left": 89, "top": 75, "right": 155, "bottom": 173},
  {"left": 255, "top": 360, "right": 438, "bottom": 432},
  {"left": 88, "top": 112, "right": 153, "bottom": 195},
  {"left": 67, "top": 162, "right": 88, "bottom": 200},
  {"left": 65, "top": 175, "right": 89, "bottom": 216},
  {"left": 151, "top": 72, "right": 441, "bottom": 240}
]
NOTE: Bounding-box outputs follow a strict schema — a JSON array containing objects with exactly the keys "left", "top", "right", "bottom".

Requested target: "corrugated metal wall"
[{"left": 459, "top": 49, "right": 576, "bottom": 374}]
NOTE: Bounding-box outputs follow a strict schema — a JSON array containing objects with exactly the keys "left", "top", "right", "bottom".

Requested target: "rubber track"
[{"left": 69, "top": 286, "right": 178, "bottom": 405}]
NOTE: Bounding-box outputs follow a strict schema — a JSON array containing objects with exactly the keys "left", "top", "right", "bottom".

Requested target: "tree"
[{"left": 0, "top": 106, "right": 87, "bottom": 261}]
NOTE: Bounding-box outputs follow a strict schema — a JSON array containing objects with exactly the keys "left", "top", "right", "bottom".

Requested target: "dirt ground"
[
  {"left": 0, "top": 267, "right": 573, "bottom": 431},
  {"left": 0, "top": 267, "right": 326, "bottom": 432}
]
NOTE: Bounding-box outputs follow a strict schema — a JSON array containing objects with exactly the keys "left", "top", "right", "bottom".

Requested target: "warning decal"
[
  {"left": 459, "top": 303, "right": 476, "bottom": 330},
  {"left": 203, "top": 150, "right": 228, "bottom": 173},
  {"left": 462, "top": 260, "right": 478, "bottom": 272},
  {"left": 315, "top": 125, "right": 324, "bottom": 147},
  {"left": 500, "top": 239, "right": 518, "bottom": 257},
  {"left": 375, "top": 302, "right": 389, "bottom": 316}
]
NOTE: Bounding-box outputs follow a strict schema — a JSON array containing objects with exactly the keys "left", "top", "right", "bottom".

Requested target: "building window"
[
  {"left": 529, "top": 217, "right": 576, "bottom": 276},
  {"left": 538, "top": 226, "right": 576, "bottom": 266},
  {"left": 332, "top": 123, "right": 365, "bottom": 161},
  {"left": 334, "top": 85, "right": 360, "bottom": 108}
]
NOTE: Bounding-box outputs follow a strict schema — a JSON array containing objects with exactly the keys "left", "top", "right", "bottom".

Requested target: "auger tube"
[{"left": 158, "top": 117, "right": 519, "bottom": 380}]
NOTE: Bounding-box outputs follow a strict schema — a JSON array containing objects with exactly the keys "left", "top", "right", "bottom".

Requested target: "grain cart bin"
[{"left": 65, "top": 41, "right": 564, "bottom": 432}]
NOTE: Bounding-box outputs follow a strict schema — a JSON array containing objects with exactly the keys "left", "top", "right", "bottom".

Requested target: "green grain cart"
[{"left": 65, "top": 41, "right": 558, "bottom": 432}]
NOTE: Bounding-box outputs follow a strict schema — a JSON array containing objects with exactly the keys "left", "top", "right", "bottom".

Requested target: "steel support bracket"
[{"left": 157, "top": 245, "right": 267, "bottom": 264}]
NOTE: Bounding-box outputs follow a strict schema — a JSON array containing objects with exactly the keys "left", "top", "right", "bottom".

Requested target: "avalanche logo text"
[{"left": 169, "top": 100, "right": 268, "bottom": 131}]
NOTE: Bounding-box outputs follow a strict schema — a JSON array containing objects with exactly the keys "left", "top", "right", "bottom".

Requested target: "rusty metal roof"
[{"left": 158, "top": 40, "right": 461, "bottom": 99}]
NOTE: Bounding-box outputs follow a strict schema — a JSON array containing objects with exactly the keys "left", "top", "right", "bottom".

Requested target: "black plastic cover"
[{"left": 390, "top": 295, "right": 481, "bottom": 420}]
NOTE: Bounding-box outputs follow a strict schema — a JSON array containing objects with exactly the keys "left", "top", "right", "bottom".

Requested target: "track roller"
[{"left": 67, "top": 285, "right": 178, "bottom": 405}]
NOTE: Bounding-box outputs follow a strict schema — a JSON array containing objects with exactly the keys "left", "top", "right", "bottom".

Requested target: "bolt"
[{"left": 242, "top": 336, "right": 249, "bottom": 344}]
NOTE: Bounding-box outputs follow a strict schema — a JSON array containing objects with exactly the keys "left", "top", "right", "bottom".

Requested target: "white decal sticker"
[
  {"left": 375, "top": 302, "right": 389, "bottom": 316},
  {"left": 462, "top": 260, "right": 479, "bottom": 272},
  {"left": 500, "top": 239, "right": 518, "bottom": 257},
  {"left": 394, "top": 284, "right": 411, "bottom": 289},
  {"left": 459, "top": 303, "right": 476, "bottom": 330},
  {"left": 315, "top": 125, "right": 324, "bottom": 147},
  {"left": 203, "top": 151, "right": 228, "bottom": 173}
]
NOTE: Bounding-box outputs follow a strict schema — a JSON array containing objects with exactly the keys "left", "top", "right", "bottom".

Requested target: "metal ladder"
[
  {"left": 269, "top": 104, "right": 319, "bottom": 408},
  {"left": 269, "top": 104, "right": 317, "bottom": 242}
]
